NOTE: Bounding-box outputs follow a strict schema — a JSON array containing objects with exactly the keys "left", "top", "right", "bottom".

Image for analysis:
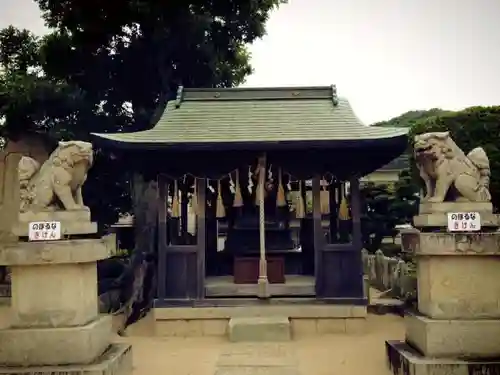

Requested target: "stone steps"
[
  {"left": 228, "top": 316, "right": 291, "bottom": 342},
  {"left": 215, "top": 343, "right": 299, "bottom": 375}
]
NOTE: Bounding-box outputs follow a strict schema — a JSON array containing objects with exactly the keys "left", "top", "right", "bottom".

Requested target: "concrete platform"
[
  {"left": 154, "top": 301, "right": 367, "bottom": 319},
  {"left": 153, "top": 303, "right": 367, "bottom": 338},
  {"left": 386, "top": 340, "right": 500, "bottom": 375},
  {"left": 228, "top": 317, "right": 291, "bottom": 342},
  {"left": 0, "top": 343, "right": 132, "bottom": 375}
]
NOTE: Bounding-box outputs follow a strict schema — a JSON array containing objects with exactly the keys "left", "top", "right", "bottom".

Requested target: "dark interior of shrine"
[{"left": 160, "top": 164, "right": 354, "bottom": 297}]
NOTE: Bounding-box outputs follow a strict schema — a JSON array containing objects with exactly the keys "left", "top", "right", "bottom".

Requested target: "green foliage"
[
  {"left": 0, "top": 26, "right": 86, "bottom": 140},
  {"left": 359, "top": 183, "right": 394, "bottom": 252},
  {"left": 33, "top": 0, "right": 283, "bottom": 129},
  {"left": 0, "top": 0, "right": 283, "bottom": 226},
  {"left": 390, "top": 170, "right": 419, "bottom": 224},
  {"left": 360, "top": 171, "right": 419, "bottom": 253},
  {"left": 372, "top": 108, "right": 453, "bottom": 128},
  {"left": 0, "top": 27, "right": 40, "bottom": 72},
  {"left": 409, "top": 106, "right": 500, "bottom": 210}
]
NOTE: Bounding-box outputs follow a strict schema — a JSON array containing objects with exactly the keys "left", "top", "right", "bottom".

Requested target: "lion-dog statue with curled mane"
[
  {"left": 414, "top": 132, "right": 491, "bottom": 203},
  {"left": 18, "top": 141, "right": 94, "bottom": 212}
]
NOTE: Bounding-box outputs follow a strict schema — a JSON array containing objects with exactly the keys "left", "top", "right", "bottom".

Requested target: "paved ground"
[{"left": 118, "top": 314, "right": 404, "bottom": 375}]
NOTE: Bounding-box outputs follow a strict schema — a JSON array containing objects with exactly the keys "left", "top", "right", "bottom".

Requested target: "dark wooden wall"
[
  {"left": 156, "top": 175, "right": 206, "bottom": 300},
  {"left": 313, "top": 176, "right": 365, "bottom": 304},
  {"left": 147, "top": 172, "right": 365, "bottom": 305}
]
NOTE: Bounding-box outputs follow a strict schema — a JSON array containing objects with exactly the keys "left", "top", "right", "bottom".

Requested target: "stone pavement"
[
  {"left": 215, "top": 343, "right": 300, "bottom": 375},
  {"left": 123, "top": 314, "right": 404, "bottom": 375}
]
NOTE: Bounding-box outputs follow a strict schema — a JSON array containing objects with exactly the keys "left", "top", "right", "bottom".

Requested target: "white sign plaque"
[
  {"left": 28, "top": 221, "right": 62, "bottom": 241},
  {"left": 447, "top": 212, "right": 481, "bottom": 232}
]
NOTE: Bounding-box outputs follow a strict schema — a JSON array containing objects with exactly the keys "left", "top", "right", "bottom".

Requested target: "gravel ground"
[{"left": 118, "top": 313, "right": 404, "bottom": 375}]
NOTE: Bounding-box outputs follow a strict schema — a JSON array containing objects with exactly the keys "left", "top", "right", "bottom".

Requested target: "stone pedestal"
[
  {"left": 413, "top": 202, "right": 500, "bottom": 228},
  {"left": 0, "top": 231, "right": 132, "bottom": 374},
  {"left": 13, "top": 210, "right": 98, "bottom": 237},
  {"left": 387, "top": 202, "right": 500, "bottom": 375}
]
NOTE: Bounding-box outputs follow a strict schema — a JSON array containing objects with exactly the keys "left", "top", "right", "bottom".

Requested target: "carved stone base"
[
  {"left": 417, "top": 252, "right": 500, "bottom": 320},
  {"left": 406, "top": 313, "right": 500, "bottom": 358},
  {"left": 14, "top": 210, "right": 97, "bottom": 236},
  {"left": 20, "top": 209, "right": 91, "bottom": 222},
  {"left": 0, "top": 237, "right": 112, "bottom": 265},
  {"left": 0, "top": 238, "right": 112, "bottom": 328},
  {"left": 386, "top": 340, "right": 500, "bottom": 375},
  {"left": 415, "top": 202, "right": 499, "bottom": 228},
  {"left": 409, "top": 231, "right": 500, "bottom": 320},
  {"left": 414, "top": 212, "right": 499, "bottom": 228},
  {"left": 0, "top": 315, "right": 111, "bottom": 366},
  {"left": 419, "top": 202, "right": 493, "bottom": 214},
  {"left": 0, "top": 343, "right": 132, "bottom": 375}
]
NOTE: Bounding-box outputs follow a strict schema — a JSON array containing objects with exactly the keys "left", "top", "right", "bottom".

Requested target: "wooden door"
[
  {"left": 312, "top": 176, "right": 365, "bottom": 304},
  {"left": 156, "top": 175, "right": 206, "bottom": 302}
]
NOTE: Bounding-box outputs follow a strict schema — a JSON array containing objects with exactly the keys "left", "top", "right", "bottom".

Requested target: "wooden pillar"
[
  {"left": 180, "top": 186, "right": 189, "bottom": 242},
  {"left": 350, "top": 176, "right": 362, "bottom": 249},
  {"left": 338, "top": 182, "right": 350, "bottom": 243},
  {"left": 346, "top": 175, "right": 365, "bottom": 302},
  {"left": 195, "top": 178, "right": 207, "bottom": 299},
  {"left": 257, "top": 154, "right": 270, "bottom": 298},
  {"left": 312, "top": 176, "right": 324, "bottom": 296},
  {"left": 156, "top": 174, "right": 168, "bottom": 299},
  {"left": 329, "top": 181, "right": 339, "bottom": 243}
]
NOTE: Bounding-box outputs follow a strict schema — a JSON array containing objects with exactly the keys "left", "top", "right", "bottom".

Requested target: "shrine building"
[{"left": 92, "top": 85, "right": 408, "bottom": 310}]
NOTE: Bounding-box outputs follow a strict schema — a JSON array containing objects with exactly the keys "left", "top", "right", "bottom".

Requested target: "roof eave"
[{"left": 91, "top": 132, "right": 409, "bottom": 152}]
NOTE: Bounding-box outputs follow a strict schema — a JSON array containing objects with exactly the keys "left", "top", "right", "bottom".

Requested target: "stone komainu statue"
[
  {"left": 414, "top": 131, "right": 491, "bottom": 203},
  {"left": 18, "top": 141, "right": 94, "bottom": 212}
]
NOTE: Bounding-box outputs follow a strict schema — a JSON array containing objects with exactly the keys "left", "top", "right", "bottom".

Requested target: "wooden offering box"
[{"left": 233, "top": 256, "right": 285, "bottom": 284}]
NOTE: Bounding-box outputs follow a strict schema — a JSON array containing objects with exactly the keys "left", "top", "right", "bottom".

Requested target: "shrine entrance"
[
  {"left": 204, "top": 157, "right": 317, "bottom": 299},
  {"left": 92, "top": 85, "right": 408, "bottom": 307},
  {"left": 151, "top": 159, "right": 360, "bottom": 301}
]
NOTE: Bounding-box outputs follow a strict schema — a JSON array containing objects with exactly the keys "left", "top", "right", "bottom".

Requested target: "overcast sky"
[{"left": 1, "top": 0, "right": 500, "bottom": 124}]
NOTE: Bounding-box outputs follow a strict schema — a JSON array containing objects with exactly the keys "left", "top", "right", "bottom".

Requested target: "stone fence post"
[{"left": 361, "top": 248, "right": 416, "bottom": 299}]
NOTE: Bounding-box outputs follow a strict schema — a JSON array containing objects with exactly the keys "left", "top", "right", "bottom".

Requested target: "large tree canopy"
[
  {"left": 34, "top": 0, "right": 283, "bottom": 131},
  {"left": 0, "top": 0, "right": 285, "bottom": 329},
  {"left": 0, "top": 26, "right": 88, "bottom": 140},
  {"left": 0, "top": 0, "right": 284, "bottom": 226}
]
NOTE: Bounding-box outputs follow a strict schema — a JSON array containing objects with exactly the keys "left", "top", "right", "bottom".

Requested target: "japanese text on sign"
[
  {"left": 447, "top": 212, "right": 481, "bottom": 232},
  {"left": 28, "top": 221, "right": 62, "bottom": 241}
]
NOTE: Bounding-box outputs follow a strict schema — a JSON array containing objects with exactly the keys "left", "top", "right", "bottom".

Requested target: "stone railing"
[{"left": 361, "top": 249, "right": 417, "bottom": 300}]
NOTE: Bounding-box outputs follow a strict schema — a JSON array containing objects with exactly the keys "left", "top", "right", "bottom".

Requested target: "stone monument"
[
  {"left": 386, "top": 131, "right": 500, "bottom": 374},
  {"left": 0, "top": 140, "right": 132, "bottom": 374}
]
